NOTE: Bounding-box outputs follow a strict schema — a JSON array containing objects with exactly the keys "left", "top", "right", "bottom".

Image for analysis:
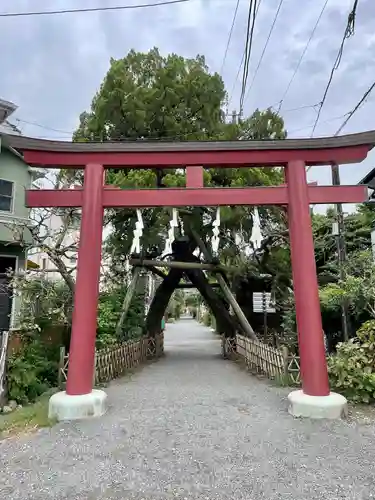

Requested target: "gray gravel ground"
[{"left": 1, "top": 319, "right": 375, "bottom": 500}]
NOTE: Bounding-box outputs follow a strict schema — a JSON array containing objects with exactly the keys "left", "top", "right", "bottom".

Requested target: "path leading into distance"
[{"left": 1, "top": 319, "right": 375, "bottom": 499}]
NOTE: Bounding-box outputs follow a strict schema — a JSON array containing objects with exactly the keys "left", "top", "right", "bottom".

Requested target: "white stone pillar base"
[
  {"left": 48, "top": 389, "right": 107, "bottom": 421},
  {"left": 288, "top": 389, "right": 348, "bottom": 419}
]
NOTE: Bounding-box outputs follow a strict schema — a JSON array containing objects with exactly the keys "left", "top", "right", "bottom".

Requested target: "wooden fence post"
[{"left": 281, "top": 346, "right": 289, "bottom": 378}]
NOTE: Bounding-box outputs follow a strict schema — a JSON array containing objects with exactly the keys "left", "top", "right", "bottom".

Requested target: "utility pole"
[{"left": 331, "top": 162, "right": 350, "bottom": 341}]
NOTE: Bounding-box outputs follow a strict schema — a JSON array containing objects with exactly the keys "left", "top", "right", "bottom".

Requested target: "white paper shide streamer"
[
  {"left": 126, "top": 209, "right": 144, "bottom": 272},
  {"left": 211, "top": 207, "right": 220, "bottom": 255},
  {"left": 163, "top": 208, "right": 179, "bottom": 256},
  {"left": 250, "top": 207, "right": 262, "bottom": 251}
]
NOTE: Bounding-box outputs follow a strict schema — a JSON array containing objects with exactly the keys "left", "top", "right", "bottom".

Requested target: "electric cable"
[
  {"left": 310, "top": 0, "right": 359, "bottom": 137},
  {"left": 335, "top": 80, "right": 375, "bottom": 135},
  {"left": 0, "top": 0, "right": 190, "bottom": 18},
  {"left": 278, "top": 0, "right": 329, "bottom": 112},
  {"left": 239, "top": 0, "right": 258, "bottom": 116},
  {"left": 220, "top": 0, "right": 241, "bottom": 75},
  {"left": 243, "top": 0, "right": 285, "bottom": 107}
]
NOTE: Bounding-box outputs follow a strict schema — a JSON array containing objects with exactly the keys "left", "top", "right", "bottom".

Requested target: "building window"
[{"left": 0, "top": 179, "right": 14, "bottom": 212}]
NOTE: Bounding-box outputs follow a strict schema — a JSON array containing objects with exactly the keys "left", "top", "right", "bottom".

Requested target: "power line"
[
  {"left": 310, "top": 0, "right": 359, "bottom": 137},
  {"left": 243, "top": 0, "right": 285, "bottom": 107},
  {"left": 239, "top": 0, "right": 258, "bottom": 116},
  {"left": 278, "top": 0, "right": 329, "bottom": 112},
  {"left": 227, "top": 0, "right": 262, "bottom": 108},
  {"left": 220, "top": 0, "right": 241, "bottom": 75},
  {"left": 283, "top": 103, "right": 320, "bottom": 114},
  {"left": 290, "top": 113, "right": 348, "bottom": 136},
  {"left": 0, "top": 0, "right": 190, "bottom": 18},
  {"left": 335, "top": 80, "right": 375, "bottom": 135},
  {"left": 13, "top": 118, "right": 73, "bottom": 135}
]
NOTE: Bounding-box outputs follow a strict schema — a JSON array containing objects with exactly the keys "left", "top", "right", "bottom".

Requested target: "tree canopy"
[
  {"left": 73, "top": 47, "right": 287, "bottom": 335},
  {"left": 74, "top": 48, "right": 286, "bottom": 262},
  {"left": 72, "top": 47, "right": 374, "bottom": 341}
]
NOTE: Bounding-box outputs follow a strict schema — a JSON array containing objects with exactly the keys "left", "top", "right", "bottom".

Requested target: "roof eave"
[{"left": 2, "top": 130, "right": 375, "bottom": 154}]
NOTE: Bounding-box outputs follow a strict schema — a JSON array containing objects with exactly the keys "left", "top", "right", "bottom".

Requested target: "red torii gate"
[{"left": 4, "top": 131, "right": 375, "bottom": 420}]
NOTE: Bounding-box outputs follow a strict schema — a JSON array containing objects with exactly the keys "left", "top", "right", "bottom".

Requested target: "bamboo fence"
[
  {"left": 234, "top": 334, "right": 301, "bottom": 382},
  {"left": 59, "top": 333, "right": 164, "bottom": 388}
]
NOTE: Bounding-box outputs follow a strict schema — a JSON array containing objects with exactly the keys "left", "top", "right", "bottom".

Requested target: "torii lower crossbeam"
[{"left": 26, "top": 184, "right": 366, "bottom": 208}]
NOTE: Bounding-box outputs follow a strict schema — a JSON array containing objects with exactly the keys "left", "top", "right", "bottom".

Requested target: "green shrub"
[
  {"left": 96, "top": 286, "right": 145, "bottom": 347},
  {"left": 6, "top": 340, "right": 59, "bottom": 405},
  {"left": 328, "top": 320, "right": 375, "bottom": 403},
  {"left": 202, "top": 311, "right": 211, "bottom": 327}
]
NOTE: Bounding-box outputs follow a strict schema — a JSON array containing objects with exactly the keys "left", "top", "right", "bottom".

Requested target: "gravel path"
[{"left": 1, "top": 319, "right": 375, "bottom": 499}]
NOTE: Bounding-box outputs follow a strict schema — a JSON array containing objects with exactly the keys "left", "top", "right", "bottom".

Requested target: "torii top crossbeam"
[
  {"left": 4, "top": 130, "right": 375, "bottom": 167},
  {"left": 2, "top": 131, "right": 375, "bottom": 208}
]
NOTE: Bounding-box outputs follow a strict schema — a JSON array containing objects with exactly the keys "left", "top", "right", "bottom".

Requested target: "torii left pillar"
[{"left": 49, "top": 164, "right": 108, "bottom": 421}]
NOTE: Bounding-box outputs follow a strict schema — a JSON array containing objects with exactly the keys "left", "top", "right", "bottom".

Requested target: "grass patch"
[{"left": 0, "top": 389, "right": 58, "bottom": 439}]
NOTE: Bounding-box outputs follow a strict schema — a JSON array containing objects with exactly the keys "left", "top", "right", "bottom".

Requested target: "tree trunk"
[
  {"left": 144, "top": 235, "right": 240, "bottom": 338},
  {"left": 145, "top": 268, "right": 183, "bottom": 337}
]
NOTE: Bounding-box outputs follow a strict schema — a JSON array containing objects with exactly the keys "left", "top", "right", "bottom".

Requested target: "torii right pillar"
[{"left": 286, "top": 160, "right": 347, "bottom": 419}]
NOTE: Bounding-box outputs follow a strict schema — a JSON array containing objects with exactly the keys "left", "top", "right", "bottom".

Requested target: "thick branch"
[
  {"left": 148, "top": 266, "right": 168, "bottom": 279},
  {"left": 145, "top": 268, "right": 183, "bottom": 336},
  {"left": 186, "top": 225, "right": 257, "bottom": 339}
]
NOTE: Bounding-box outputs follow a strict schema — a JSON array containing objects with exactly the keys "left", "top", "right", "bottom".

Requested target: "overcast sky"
[{"left": 1, "top": 0, "right": 374, "bottom": 209}]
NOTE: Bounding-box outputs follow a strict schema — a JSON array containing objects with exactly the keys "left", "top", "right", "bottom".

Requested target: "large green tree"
[{"left": 74, "top": 48, "right": 287, "bottom": 336}]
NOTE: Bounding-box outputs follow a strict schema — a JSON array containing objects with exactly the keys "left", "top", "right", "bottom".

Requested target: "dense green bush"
[
  {"left": 4, "top": 276, "right": 71, "bottom": 405},
  {"left": 6, "top": 339, "right": 60, "bottom": 404},
  {"left": 166, "top": 290, "right": 184, "bottom": 320},
  {"left": 96, "top": 286, "right": 145, "bottom": 347},
  {"left": 280, "top": 303, "right": 299, "bottom": 352},
  {"left": 202, "top": 311, "right": 212, "bottom": 327},
  {"left": 13, "top": 276, "right": 73, "bottom": 333},
  {"left": 328, "top": 320, "right": 375, "bottom": 403}
]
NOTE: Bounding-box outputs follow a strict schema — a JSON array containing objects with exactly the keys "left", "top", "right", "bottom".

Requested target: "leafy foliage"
[
  {"left": 166, "top": 289, "right": 184, "bottom": 320},
  {"left": 96, "top": 285, "right": 146, "bottom": 349},
  {"left": 320, "top": 250, "right": 375, "bottom": 320},
  {"left": 5, "top": 275, "right": 71, "bottom": 404},
  {"left": 313, "top": 205, "right": 375, "bottom": 284},
  {"left": 6, "top": 340, "right": 60, "bottom": 405},
  {"left": 328, "top": 321, "right": 375, "bottom": 403},
  {"left": 73, "top": 48, "right": 286, "bottom": 282},
  {"left": 12, "top": 274, "right": 73, "bottom": 333},
  {"left": 74, "top": 48, "right": 227, "bottom": 142}
]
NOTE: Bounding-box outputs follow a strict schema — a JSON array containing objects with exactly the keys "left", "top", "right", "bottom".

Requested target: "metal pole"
[{"left": 331, "top": 162, "right": 350, "bottom": 342}]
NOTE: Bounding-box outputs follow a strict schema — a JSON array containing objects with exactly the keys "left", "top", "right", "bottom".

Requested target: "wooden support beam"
[
  {"left": 188, "top": 227, "right": 257, "bottom": 340},
  {"left": 115, "top": 268, "right": 141, "bottom": 337},
  {"left": 176, "top": 283, "right": 220, "bottom": 289},
  {"left": 129, "top": 258, "right": 231, "bottom": 272}
]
